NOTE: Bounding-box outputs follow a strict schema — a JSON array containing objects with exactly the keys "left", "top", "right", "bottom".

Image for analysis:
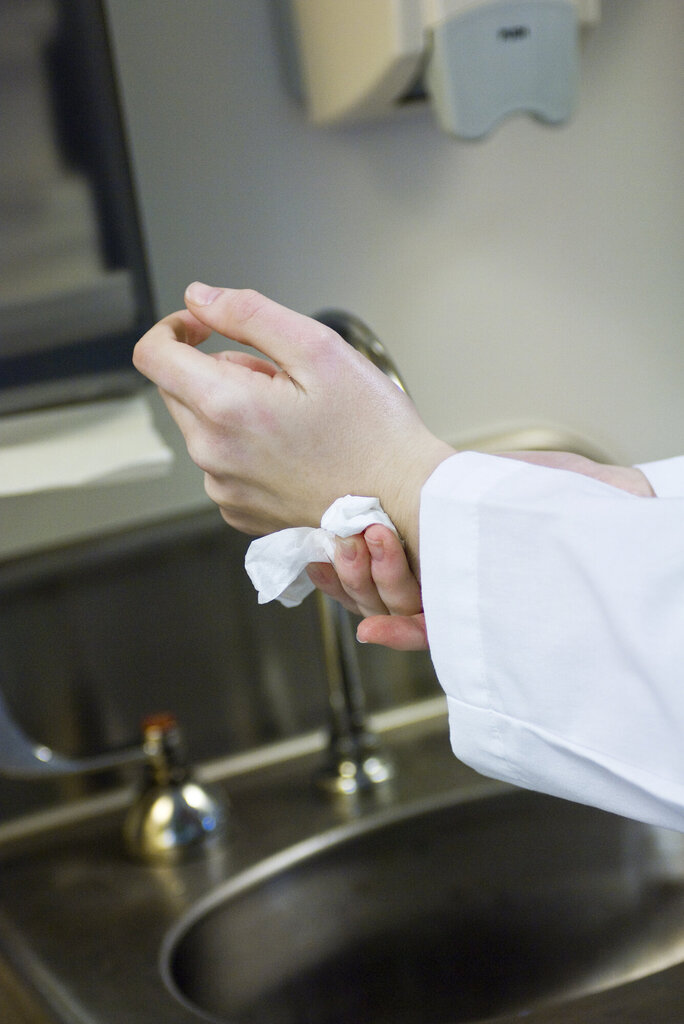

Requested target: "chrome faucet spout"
[
  {"left": 315, "top": 592, "right": 394, "bottom": 796},
  {"left": 311, "top": 309, "right": 408, "bottom": 799},
  {"left": 0, "top": 684, "right": 146, "bottom": 777}
]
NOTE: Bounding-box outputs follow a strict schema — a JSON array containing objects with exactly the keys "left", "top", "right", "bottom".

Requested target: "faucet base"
[
  {"left": 315, "top": 731, "right": 395, "bottom": 797},
  {"left": 123, "top": 713, "right": 229, "bottom": 862},
  {"left": 123, "top": 779, "right": 228, "bottom": 863}
]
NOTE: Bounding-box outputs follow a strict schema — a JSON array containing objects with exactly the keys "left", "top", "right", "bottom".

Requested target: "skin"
[
  {"left": 134, "top": 284, "right": 655, "bottom": 653},
  {"left": 311, "top": 448, "right": 655, "bottom": 651},
  {"left": 133, "top": 284, "right": 453, "bottom": 563}
]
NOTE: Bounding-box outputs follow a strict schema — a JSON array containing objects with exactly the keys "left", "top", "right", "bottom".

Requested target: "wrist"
[{"left": 381, "top": 437, "right": 455, "bottom": 578}]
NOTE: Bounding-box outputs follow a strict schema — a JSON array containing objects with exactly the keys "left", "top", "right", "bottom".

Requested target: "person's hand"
[
  {"left": 302, "top": 450, "right": 654, "bottom": 652},
  {"left": 133, "top": 284, "right": 455, "bottom": 567},
  {"left": 307, "top": 524, "right": 429, "bottom": 651},
  {"left": 498, "top": 451, "right": 655, "bottom": 497}
]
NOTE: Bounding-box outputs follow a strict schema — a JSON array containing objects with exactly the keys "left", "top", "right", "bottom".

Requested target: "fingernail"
[
  {"left": 366, "top": 535, "right": 384, "bottom": 561},
  {"left": 336, "top": 537, "right": 357, "bottom": 562},
  {"left": 306, "top": 564, "right": 325, "bottom": 585},
  {"left": 185, "top": 281, "right": 222, "bottom": 306}
]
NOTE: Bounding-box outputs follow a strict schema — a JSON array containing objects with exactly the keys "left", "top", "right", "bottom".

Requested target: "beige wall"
[{"left": 1, "top": 0, "right": 681, "bottom": 559}]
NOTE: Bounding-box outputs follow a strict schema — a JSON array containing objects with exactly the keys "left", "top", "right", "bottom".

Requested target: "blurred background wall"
[{"left": 0, "top": 0, "right": 681, "bottom": 558}]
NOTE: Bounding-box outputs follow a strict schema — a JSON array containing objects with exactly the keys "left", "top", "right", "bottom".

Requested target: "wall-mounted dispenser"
[{"left": 278, "top": 0, "right": 600, "bottom": 139}]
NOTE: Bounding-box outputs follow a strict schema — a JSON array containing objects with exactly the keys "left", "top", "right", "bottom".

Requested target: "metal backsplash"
[{"left": 0, "top": 508, "right": 439, "bottom": 819}]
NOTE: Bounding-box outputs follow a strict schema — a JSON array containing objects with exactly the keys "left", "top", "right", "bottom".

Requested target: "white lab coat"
[{"left": 419, "top": 452, "right": 684, "bottom": 831}]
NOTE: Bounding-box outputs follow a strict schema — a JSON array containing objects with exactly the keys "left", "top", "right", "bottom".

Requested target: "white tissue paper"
[
  {"left": 0, "top": 394, "right": 174, "bottom": 496},
  {"left": 245, "top": 495, "right": 398, "bottom": 607}
]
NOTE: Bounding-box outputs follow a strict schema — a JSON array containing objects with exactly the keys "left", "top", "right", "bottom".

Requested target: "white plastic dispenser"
[
  {"left": 426, "top": 1, "right": 579, "bottom": 138},
  {"left": 279, "top": 0, "right": 600, "bottom": 139}
]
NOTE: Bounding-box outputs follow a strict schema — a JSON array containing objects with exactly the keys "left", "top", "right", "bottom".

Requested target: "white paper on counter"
[{"left": 0, "top": 393, "right": 174, "bottom": 496}]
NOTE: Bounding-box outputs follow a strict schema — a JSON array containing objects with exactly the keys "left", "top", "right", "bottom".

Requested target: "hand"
[
  {"left": 133, "top": 284, "right": 454, "bottom": 567},
  {"left": 307, "top": 524, "right": 429, "bottom": 651},
  {"left": 303, "top": 450, "right": 654, "bottom": 652},
  {"left": 499, "top": 451, "right": 655, "bottom": 497}
]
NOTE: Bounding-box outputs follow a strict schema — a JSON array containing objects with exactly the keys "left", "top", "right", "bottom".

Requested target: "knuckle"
[
  {"left": 131, "top": 337, "right": 147, "bottom": 373},
  {"left": 219, "top": 507, "right": 270, "bottom": 537},
  {"left": 231, "top": 288, "right": 268, "bottom": 331},
  {"left": 203, "top": 472, "right": 243, "bottom": 508},
  {"left": 197, "top": 387, "right": 227, "bottom": 429},
  {"left": 196, "top": 379, "right": 247, "bottom": 434},
  {"left": 314, "top": 324, "right": 340, "bottom": 348},
  {"left": 310, "top": 324, "right": 347, "bottom": 368},
  {"left": 185, "top": 423, "right": 230, "bottom": 473},
  {"left": 342, "top": 569, "right": 369, "bottom": 596},
  {"left": 219, "top": 508, "right": 252, "bottom": 534},
  {"left": 341, "top": 576, "right": 376, "bottom": 610},
  {"left": 203, "top": 472, "right": 223, "bottom": 502},
  {"left": 203, "top": 478, "right": 267, "bottom": 537},
  {"left": 186, "top": 438, "right": 214, "bottom": 473}
]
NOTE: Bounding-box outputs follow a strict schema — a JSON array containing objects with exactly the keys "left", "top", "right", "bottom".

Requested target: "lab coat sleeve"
[
  {"left": 419, "top": 451, "right": 684, "bottom": 832},
  {"left": 636, "top": 455, "right": 684, "bottom": 497}
]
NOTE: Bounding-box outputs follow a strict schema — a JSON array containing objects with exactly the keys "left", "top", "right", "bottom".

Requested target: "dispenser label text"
[{"left": 497, "top": 25, "right": 531, "bottom": 41}]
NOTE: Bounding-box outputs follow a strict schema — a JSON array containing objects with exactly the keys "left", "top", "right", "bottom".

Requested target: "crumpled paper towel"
[
  {"left": 245, "top": 495, "right": 398, "bottom": 607},
  {"left": 0, "top": 393, "right": 174, "bottom": 496}
]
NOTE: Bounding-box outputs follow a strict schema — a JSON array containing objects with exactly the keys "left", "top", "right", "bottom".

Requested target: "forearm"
[{"left": 497, "top": 451, "right": 655, "bottom": 497}]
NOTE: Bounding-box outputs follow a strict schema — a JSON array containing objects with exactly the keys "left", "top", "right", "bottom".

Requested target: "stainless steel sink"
[
  {"left": 0, "top": 706, "right": 683, "bottom": 1024},
  {"left": 164, "top": 786, "right": 684, "bottom": 1024}
]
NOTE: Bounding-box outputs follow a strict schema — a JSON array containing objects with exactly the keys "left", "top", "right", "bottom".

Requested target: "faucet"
[
  {"left": 122, "top": 711, "right": 227, "bottom": 863},
  {"left": 310, "top": 309, "right": 409, "bottom": 798},
  {"left": 0, "top": 689, "right": 227, "bottom": 861}
]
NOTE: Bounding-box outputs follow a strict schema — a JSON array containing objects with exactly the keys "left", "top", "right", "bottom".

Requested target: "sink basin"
[{"left": 164, "top": 789, "right": 684, "bottom": 1024}]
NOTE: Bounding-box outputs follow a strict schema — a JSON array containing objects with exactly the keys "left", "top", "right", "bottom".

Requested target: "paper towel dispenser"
[
  {"left": 277, "top": 0, "right": 600, "bottom": 139},
  {"left": 0, "top": 0, "right": 154, "bottom": 416}
]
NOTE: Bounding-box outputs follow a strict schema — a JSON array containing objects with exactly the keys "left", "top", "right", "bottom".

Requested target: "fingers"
[
  {"left": 306, "top": 527, "right": 427, "bottom": 651},
  {"left": 357, "top": 614, "right": 429, "bottom": 651},
  {"left": 134, "top": 284, "right": 347, "bottom": 410},
  {"left": 310, "top": 525, "right": 422, "bottom": 622},
  {"left": 306, "top": 562, "right": 363, "bottom": 615},
  {"left": 332, "top": 535, "right": 389, "bottom": 618},
  {"left": 183, "top": 283, "right": 343, "bottom": 380},
  {"left": 133, "top": 300, "right": 284, "bottom": 405},
  {"left": 210, "top": 350, "right": 279, "bottom": 376},
  {"left": 363, "top": 525, "right": 422, "bottom": 614},
  {"left": 332, "top": 526, "right": 421, "bottom": 618},
  {"left": 133, "top": 309, "right": 222, "bottom": 398},
  {"left": 307, "top": 559, "right": 428, "bottom": 650}
]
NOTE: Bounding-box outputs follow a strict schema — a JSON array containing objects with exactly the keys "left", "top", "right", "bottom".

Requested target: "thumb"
[{"left": 184, "top": 283, "right": 339, "bottom": 376}]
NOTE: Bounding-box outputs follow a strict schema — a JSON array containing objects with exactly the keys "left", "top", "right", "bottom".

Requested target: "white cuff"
[{"left": 634, "top": 456, "right": 684, "bottom": 497}]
